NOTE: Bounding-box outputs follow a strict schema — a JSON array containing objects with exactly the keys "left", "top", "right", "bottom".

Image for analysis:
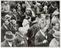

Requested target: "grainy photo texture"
[{"left": 1, "top": 1, "right": 60, "bottom": 47}]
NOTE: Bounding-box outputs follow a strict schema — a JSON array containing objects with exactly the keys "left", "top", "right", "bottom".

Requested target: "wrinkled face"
[{"left": 39, "top": 18, "right": 47, "bottom": 29}]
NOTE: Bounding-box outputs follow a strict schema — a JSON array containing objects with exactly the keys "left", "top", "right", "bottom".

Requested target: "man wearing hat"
[
  {"left": 1, "top": 19, "right": 11, "bottom": 42},
  {"left": 1, "top": 31, "right": 16, "bottom": 47},
  {"left": 34, "top": 15, "right": 54, "bottom": 47}
]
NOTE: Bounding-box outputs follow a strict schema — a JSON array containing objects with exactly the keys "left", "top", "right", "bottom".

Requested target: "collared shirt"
[{"left": 8, "top": 42, "right": 12, "bottom": 47}]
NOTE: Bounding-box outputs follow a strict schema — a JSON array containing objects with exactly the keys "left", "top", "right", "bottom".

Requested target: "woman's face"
[{"left": 54, "top": 23, "right": 60, "bottom": 31}]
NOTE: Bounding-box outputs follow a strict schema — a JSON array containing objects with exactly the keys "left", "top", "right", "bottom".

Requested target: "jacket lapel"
[
  {"left": 5, "top": 41, "right": 10, "bottom": 47},
  {"left": 39, "top": 30, "right": 47, "bottom": 39}
]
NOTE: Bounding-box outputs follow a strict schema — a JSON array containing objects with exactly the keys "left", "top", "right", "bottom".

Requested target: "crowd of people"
[{"left": 1, "top": 1, "right": 60, "bottom": 47}]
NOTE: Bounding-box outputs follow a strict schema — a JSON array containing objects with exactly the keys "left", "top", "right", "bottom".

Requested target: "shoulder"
[
  {"left": 49, "top": 38, "right": 57, "bottom": 47},
  {"left": 1, "top": 40, "right": 6, "bottom": 47},
  {"left": 50, "top": 38, "right": 56, "bottom": 43},
  {"left": 35, "top": 31, "right": 40, "bottom": 37}
]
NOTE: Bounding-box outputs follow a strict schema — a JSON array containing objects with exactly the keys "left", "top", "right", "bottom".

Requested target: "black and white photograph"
[{"left": 1, "top": 0, "right": 60, "bottom": 47}]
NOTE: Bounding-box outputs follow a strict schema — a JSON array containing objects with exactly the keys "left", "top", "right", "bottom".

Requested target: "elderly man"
[
  {"left": 34, "top": 14, "right": 53, "bottom": 47},
  {"left": 34, "top": 17, "right": 48, "bottom": 46}
]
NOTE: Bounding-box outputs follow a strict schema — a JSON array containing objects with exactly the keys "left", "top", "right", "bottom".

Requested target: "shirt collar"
[
  {"left": 40, "top": 29, "right": 47, "bottom": 39},
  {"left": 8, "top": 42, "right": 12, "bottom": 47}
]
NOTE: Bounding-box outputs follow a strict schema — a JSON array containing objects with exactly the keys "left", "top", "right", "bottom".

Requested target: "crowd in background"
[{"left": 1, "top": 1, "right": 60, "bottom": 47}]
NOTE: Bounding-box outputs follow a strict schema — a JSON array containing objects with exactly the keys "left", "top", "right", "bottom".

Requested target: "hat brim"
[
  {"left": 4, "top": 34, "right": 15, "bottom": 41},
  {"left": 53, "top": 34, "right": 60, "bottom": 39}
]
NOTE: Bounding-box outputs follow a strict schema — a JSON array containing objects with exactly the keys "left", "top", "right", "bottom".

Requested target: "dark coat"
[
  {"left": 27, "top": 24, "right": 40, "bottom": 46},
  {"left": 14, "top": 34, "right": 28, "bottom": 47},
  {"left": 34, "top": 30, "right": 54, "bottom": 47}
]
